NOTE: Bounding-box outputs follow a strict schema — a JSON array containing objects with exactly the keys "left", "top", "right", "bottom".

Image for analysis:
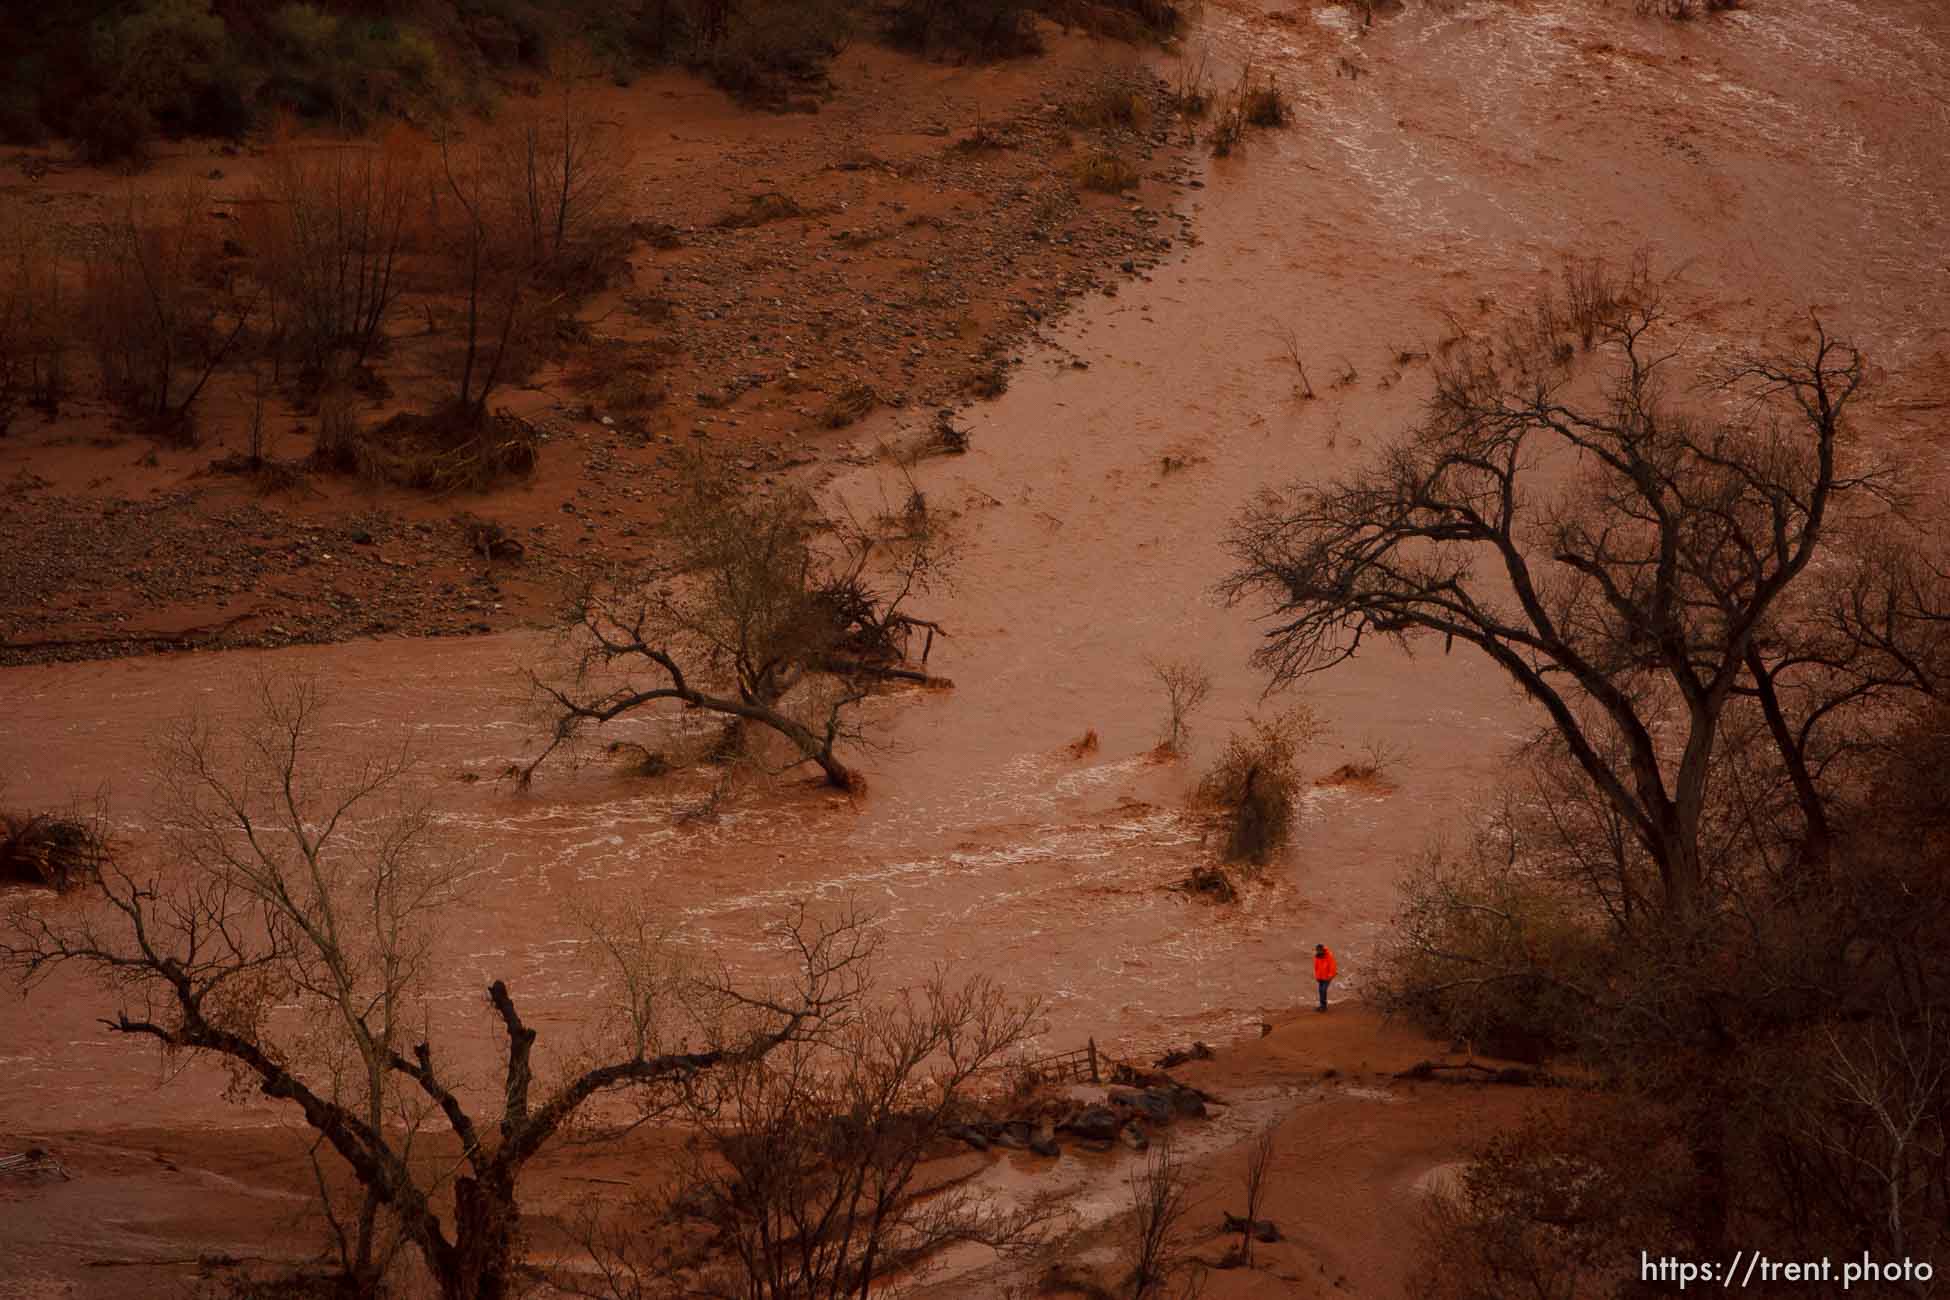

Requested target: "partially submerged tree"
[
  {"left": 1, "top": 676, "right": 876, "bottom": 1300},
  {"left": 1222, "top": 278, "right": 1879, "bottom": 916},
  {"left": 1149, "top": 657, "right": 1212, "bottom": 755},
  {"left": 524, "top": 456, "right": 950, "bottom": 792},
  {"left": 1195, "top": 707, "right": 1321, "bottom": 867}
]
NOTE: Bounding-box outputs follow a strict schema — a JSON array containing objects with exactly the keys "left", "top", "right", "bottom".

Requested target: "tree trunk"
[{"left": 446, "top": 1173, "right": 520, "bottom": 1300}]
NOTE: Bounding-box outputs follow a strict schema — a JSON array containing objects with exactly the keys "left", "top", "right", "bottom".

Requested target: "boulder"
[
  {"left": 947, "top": 1124, "right": 990, "bottom": 1152},
  {"left": 1223, "top": 1213, "right": 1283, "bottom": 1243},
  {"left": 1057, "top": 1105, "right": 1124, "bottom": 1142},
  {"left": 1109, "top": 1088, "right": 1174, "bottom": 1125}
]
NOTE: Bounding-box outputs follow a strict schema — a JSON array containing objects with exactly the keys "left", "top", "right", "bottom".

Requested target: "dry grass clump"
[
  {"left": 817, "top": 382, "right": 878, "bottom": 429},
  {"left": 1208, "top": 65, "right": 1292, "bottom": 156},
  {"left": 1, "top": 811, "right": 109, "bottom": 892},
  {"left": 713, "top": 191, "right": 807, "bottom": 229},
  {"left": 1067, "top": 74, "right": 1155, "bottom": 132},
  {"left": 1241, "top": 76, "right": 1290, "bottom": 127},
  {"left": 600, "top": 369, "right": 666, "bottom": 412},
  {"left": 317, "top": 405, "right": 540, "bottom": 493},
  {"left": 1072, "top": 150, "right": 1140, "bottom": 192}
]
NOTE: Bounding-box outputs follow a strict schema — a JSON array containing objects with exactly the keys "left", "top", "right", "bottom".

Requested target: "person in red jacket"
[{"left": 1314, "top": 943, "right": 1337, "bottom": 1012}]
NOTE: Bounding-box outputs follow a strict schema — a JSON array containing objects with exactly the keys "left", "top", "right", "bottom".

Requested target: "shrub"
[
  {"left": 319, "top": 404, "right": 541, "bottom": 493},
  {"left": 1053, "top": 0, "right": 1185, "bottom": 42},
  {"left": 1411, "top": 1102, "right": 1701, "bottom": 1300},
  {"left": 73, "top": 93, "right": 156, "bottom": 167},
  {"left": 1197, "top": 708, "right": 1320, "bottom": 866},
  {"left": 817, "top": 382, "right": 876, "bottom": 429},
  {"left": 1370, "top": 834, "right": 1609, "bottom": 1057},
  {"left": 1241, "top": 76, "right": 1289, "bottom": 127},
  {"left": 263, "top": 3, "right": 447, "bottom": 127},
  {"left": 885, "top": 0, "right": 1044, "bottom": 58},
  {"left": 1072, "top": 149, "right": 1139, "bottom": 192},
  {"left": 1, "top": 811, "right": 110, "bottom": 892},
  {"left": 706, "top": 0, "right": 853, "bottom": 107},
  {"left": 81, "top": 0, "right": 251, "bottom": 156},
  {"left": 1067, "top": 72, "right": 1154, "bottom": 131}
]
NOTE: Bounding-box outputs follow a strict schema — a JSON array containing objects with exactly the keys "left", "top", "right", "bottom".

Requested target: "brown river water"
[{"left": 5, "top": 0, "right": 1948, "bottom": 1148}]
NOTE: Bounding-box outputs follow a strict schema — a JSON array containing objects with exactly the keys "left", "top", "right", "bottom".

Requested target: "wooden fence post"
[{"left": 1088, "top": 1037, "right": 1099, "bottom": 1084}]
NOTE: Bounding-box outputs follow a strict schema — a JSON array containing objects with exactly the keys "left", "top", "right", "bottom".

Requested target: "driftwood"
[
  {"left": 1394, "top": 1060, "right": 1550, "bottom": 1086},
  {"left": 0, "top": 1147, "right": 72, "bottom": 1180}
]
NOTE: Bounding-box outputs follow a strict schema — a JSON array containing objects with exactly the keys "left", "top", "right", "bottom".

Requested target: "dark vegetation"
[
  {"left": 0, "top": 810, "right": 110, "bottom": 891},
  {"left": 1223, "top": 260, "right": 1950, "bottom": 1295},
  {"left": 2, "top": 0, "right": 1189, "bottom": 163},
  {"left": 1196, "top": 708, "right": 1319, "bottom": 868},
  {"left": 3, "top": 79, "right": 622, "bottom": 485}
]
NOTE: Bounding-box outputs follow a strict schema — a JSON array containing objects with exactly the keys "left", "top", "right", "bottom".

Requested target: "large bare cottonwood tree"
[{"left": 1222, "top": 284, "right": 1884, "bottom": 917}]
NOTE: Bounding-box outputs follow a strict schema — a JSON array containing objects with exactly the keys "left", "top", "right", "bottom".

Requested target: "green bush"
[
  {"left": 90, "top": 0, "right": 248, "bottom": 149},
  {"left": 73, "top": 93, "right": 157, "bottom": 166},
  {"left": 706, "top": 0, "right": 853, "bottom": 107},
  {"left": 264, "top": 4, "right": 446, "bottom": 126},
  {"left": 1371, "top": 841, "right": 1609, "bottom": 1058}
]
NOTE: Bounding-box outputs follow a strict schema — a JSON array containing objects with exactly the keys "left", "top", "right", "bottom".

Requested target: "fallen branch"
[{"left": 1393, "top": 1060, "right": 1552, "bottom": 1086}]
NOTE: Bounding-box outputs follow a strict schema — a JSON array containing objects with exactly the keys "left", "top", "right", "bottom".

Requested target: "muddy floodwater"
[{"left": 6, "top": 0, "right": 1949, "bottom": 1182}]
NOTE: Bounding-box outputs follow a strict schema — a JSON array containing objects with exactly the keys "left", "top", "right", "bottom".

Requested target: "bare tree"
[
  {"left": 524, "top": 457, "right": 950, "bottom": 792},
  {"left": 0, "top": 223, "right": 65, "bottom": 433},
  {"left": 1149, "top": 657, "right": 1213, "bottom": 754},
  {"left": 430, "top": 127, "right": 532, "bottom": 422},
  {"left": 81, "top": 185, "right": 255, "bottom": 437},
  {"left": 1222, "top": 280, "right": 1876, "bottom": 917},
  {"left": 245, "top": 124, "right": 421, "bottom": 378},
  {"left": 1816, "top": 1010, "right": 1950, "bottom": 1269},
  {"left": 1233, "top": 1124, "right": 1276, "bottom": 1268},
  {"left": 1124, "top": 1138, "right": 1204, "bottom": 1300},
  {"left": 1271, "top": 322, "right": 1314, "bottom": 399},
  {"left": 571, "top": 970, "right": 1054, "bottom": 1298},
  {"left": 499, "top": 60, "right": 626, "bottom": 279},
  {"left": 1, "top": 677, "right": 875, "bottom": 1300}
]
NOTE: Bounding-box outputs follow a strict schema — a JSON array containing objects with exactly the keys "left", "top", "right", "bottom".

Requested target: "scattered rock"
[
  {"left": 1057, "top": 1105, "right": 1124, "bottom": 1142},
  {"left": 1222, "top": 1213, "right": 1283, "bottom": 1243}
]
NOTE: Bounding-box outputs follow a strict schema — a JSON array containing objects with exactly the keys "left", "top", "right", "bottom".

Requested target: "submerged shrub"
[{"left": 1197, "top": 708, "right": 1320, "bottom": 866}]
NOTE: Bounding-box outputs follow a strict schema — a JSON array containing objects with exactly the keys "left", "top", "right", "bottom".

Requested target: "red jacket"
[{"left": 1314, "top": 948, "right": 1337, "bottom": 981}]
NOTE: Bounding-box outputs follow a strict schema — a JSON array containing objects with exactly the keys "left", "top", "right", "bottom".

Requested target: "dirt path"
[{"left": 4, "top": 0, "right": 1949, "bottom": 1294}]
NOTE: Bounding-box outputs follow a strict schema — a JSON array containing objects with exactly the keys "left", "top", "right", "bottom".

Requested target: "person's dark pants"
[{"left": 1317, "top": 978, "right": 1331, "bottom": 1011}]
